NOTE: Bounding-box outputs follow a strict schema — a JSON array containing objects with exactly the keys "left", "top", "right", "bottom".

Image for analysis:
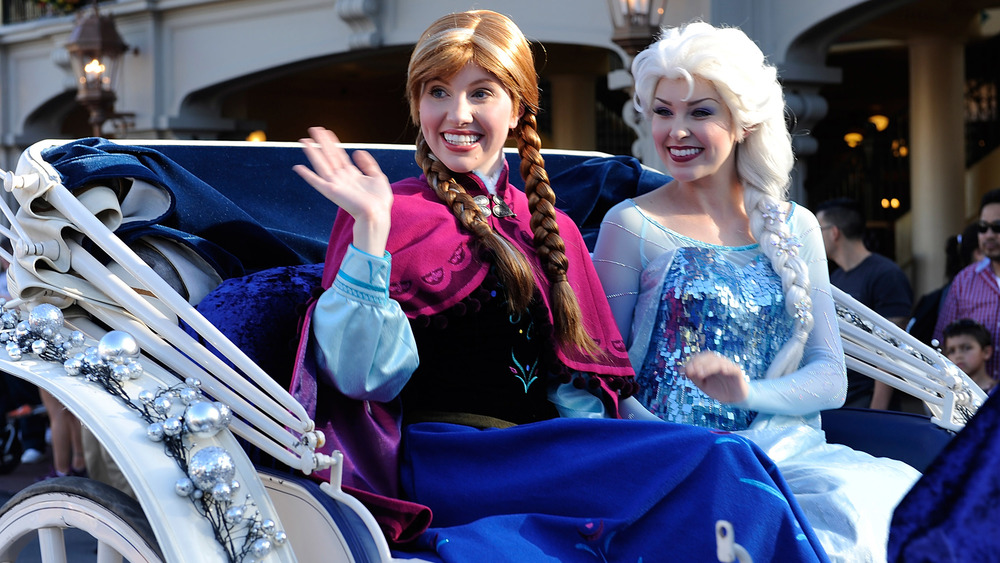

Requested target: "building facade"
[{"left": 1, "top": 0, "right": 997, "bottom": 296}]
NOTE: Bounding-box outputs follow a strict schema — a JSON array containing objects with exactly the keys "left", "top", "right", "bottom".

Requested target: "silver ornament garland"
[{"left": 0, "top": 302, "right": 286, "bottom": 562}]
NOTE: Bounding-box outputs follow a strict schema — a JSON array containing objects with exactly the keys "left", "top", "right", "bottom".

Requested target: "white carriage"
[{"left": 0, "top": 138, "right": 985, "bottom": 562}]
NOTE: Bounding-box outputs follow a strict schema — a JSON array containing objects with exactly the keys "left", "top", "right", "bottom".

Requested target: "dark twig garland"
[{"left": 0, "top": 302, "right": 286, "bottom": 562}]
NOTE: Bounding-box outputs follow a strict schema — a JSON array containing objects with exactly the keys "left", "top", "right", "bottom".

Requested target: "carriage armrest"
[
  {"left": 820, "top": 407, "right": 954, "bottom": 472},
  {"left": 256, "top": 466, "right": 415, "bottom": 563}
]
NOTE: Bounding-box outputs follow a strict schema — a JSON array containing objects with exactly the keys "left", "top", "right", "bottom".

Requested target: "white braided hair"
[{"left": 631, "top": 21, "right": 813, "bottom": 379}]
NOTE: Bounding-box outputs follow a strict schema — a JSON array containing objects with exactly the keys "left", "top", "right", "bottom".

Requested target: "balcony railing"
[
  {"left": 2, "top": 0, "right": 51, "bottom": 24},
  {"left": 1, "top": 0, "right": 112, "bottom": 25}
]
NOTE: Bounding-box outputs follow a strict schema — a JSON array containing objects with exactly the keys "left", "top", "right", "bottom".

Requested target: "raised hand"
[
  {"left": 293, "top": 127, "right": 393, "bottom": 256},
  {"left": 682, "top": 351, "right": 750, "bottom": 404}
]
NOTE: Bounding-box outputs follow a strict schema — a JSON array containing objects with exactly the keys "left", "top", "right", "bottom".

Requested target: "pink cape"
[{"left": 291, "top": 164, "right": 634, "bottom": 544}]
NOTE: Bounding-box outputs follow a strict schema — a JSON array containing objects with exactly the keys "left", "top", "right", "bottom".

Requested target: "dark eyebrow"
[{"left": 653, "top": 96, "right": 719, "bottom": 106}]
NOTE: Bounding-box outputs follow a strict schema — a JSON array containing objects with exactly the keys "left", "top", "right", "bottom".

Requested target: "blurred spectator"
[
  {"left": 816, "top": 197, "right": 913, "bottom": 410},
  {"left": 908, "top": 221, "right": 983, "bottom": 347},
  {"left": 935, "top": 188, "right": 1000, "bottom": 385},
  {"left": 943, "top": 318, "right": 995, "bottom": 394},
  {"left": 0, "top": 249, "right": 48, "bottom": 466}
]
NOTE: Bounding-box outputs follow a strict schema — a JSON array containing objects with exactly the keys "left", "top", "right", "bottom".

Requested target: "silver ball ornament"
[
  {"left": 184, "top": 401, "right": 224, "bottom": 438},
  {"left": 64, "top": 357, "right": 82, "bottom": 376},
  {"left": 126, "top": 359, "right": 143, "bottom": 378},
  {"left": 27, "top": 304, "right": 63, "bottom": 333},
  {"left": 111, "top": 364, "right": 130, "bottom": 382},
  {"left": 175, "top": 477, "right": 194, "bottom": 496},
  {"left": 251, "top": 538, "right": 272, "bottom": 558},
  {"left": 152, "top": 396, "right": 172, "bottom": 414},
  {"left": 69, "top": 331, "right": 85, "bottom": 347},
  {"left": 224, "top": 506, "right": 244, "bottom": 524},
  {"left": 30, "top": 339, "right": 45, "bottom": 354},
  {"left": 272, "top": 531, "right": 287, "bottom": 546},
  {"left": 211, "top": 482, "right": 232, "bottom": 501},
  {"left": 187, "top": 446, "right": 236, "bottom": 491},
  {"left": 216, "top": 403, "right": 232, "bottom": 427},
  {"left": 97, "top": 331, "right": 140, "bottom": 362},
  {"left": 185, "top": 377, "right": 201, "bottom": 388},
  {"left": 138, "top": 390, "right": 155, "bottom": 404},
  {"left": 146, "top": 422, "right": 165, "bottom": 442},
  {"left": 162, "top": 417, "right": 183, "bottom": 437},
  {"left": 261, "top": 519, "right": 276, "bottom": 535},
  {"left": 5, "top": 341, "right": 21, "bottom": 361},
  {"left": 178, "top": 387, "right": 199, "bottom": 405},
  {"left": 1, "top": 311, "right": 18, "bottom": 327}
]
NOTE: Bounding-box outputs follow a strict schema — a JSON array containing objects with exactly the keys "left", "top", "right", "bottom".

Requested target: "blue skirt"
[{"left": 397, "top": 418, "right": 828, "bottom": 562}]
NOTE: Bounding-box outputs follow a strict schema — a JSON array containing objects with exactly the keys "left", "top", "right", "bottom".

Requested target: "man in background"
[
  {"left": 816, "top": 198, "right": 913, "bottom": 410},
  {"left": 934, "top": 188, "right": 1000, "bottom": 388}
]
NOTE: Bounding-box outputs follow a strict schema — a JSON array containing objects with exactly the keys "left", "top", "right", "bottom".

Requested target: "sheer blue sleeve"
[
  {"left": 311, "top": 245, "right": 419, "bottom": 402},
  {"left": 593, "top": 200, "right": 646, "bottom": 345},
  {"left": 739, "top": 206, "right": 847, "bottom": 414}
]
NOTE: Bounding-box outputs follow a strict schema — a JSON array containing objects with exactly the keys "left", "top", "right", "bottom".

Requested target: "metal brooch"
[{"left": 473, "top": 195, "right": 516, "bottom": 218}]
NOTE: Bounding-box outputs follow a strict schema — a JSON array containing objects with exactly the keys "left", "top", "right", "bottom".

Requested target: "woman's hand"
[
  {"left": 683, "top": 351, "right": 749, "bottom": 404},
  {"left": 293, "top": 127, "right": 393, "bottom": 256}
]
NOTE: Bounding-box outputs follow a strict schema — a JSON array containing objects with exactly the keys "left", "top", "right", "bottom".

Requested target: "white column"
[{"left": 909, "top": 35, "right": 966, "bottom": 296}]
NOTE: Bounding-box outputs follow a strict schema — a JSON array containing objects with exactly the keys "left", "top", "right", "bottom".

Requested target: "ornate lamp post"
[
  {"left": 606, "top": 0, "right": 668, "bottom": 169},
  {"left": 65, "top": 1, "right": 132, "bottom": 137},
  {"left": 607, "top": 0, "right": 667, "bottom": 56}
]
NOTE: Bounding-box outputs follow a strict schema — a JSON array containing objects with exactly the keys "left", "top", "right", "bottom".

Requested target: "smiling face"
[
  {"left": 418, "top": 63, "right": 520, "bottom": 178},
  {"left": 650, "top": 76, "right": 741, "bottom": 184}
]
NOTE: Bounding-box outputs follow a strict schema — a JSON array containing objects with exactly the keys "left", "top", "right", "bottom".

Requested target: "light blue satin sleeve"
[
  {"left": 311, "top": 245, "right": 419, "bottom": 402},
  {"left": 548, "top": 380, "right": 607, "bottom": 418}
]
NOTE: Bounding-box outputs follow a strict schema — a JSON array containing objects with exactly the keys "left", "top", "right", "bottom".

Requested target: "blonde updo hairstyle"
[
  {"left": 631, "top": 22, "right": 812, "bottom": 378},
  {"left": 406, "top": 10, "right": 596, "bottom": 354}
]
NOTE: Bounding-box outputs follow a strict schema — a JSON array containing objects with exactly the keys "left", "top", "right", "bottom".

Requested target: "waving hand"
[{"left": 293, "top": 127, "right": 393, "bottom": 256}]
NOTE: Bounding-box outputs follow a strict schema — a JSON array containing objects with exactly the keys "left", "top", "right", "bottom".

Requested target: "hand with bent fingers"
[
  {"left": 293, "top": 127, "right": 393, "bottom": 256},
  {"left": 683, "top": 351, "right": 750, "bottom": 404}
]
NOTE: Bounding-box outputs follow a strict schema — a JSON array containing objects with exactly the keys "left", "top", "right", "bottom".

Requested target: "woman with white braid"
[{"left": 593, "top": 21, "right": 920, "bottom": 562}]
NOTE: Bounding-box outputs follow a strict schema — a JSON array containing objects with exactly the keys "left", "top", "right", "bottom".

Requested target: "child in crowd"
[{"left": 943, "top": 318, "right": 995, "bottom": 394}]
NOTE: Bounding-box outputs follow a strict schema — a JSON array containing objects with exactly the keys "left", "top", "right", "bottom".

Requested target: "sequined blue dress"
[{"left": 594, "top": 199, "right": 922, "bottom": 563}]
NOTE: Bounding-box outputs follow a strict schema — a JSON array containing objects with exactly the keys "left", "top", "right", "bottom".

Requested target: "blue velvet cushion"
[{"left": 182, "top": 263, "right": 324, "bottom": 389}]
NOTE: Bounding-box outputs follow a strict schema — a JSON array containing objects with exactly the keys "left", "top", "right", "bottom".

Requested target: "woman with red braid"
[{"left": 291, "top": 10, "right": 826, "bottom": 562}]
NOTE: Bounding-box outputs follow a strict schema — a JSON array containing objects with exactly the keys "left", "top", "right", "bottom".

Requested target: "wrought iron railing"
[
  {"left": 0, "top": 0, "right": 112, "bottom": 25},
  {"left": 1, "top": 0, "right": 51, "bottom": 24}
]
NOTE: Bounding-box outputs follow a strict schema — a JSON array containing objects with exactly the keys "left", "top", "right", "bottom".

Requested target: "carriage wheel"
[{"left": 0, "top": 476, "right": 164, "bottom": 562}]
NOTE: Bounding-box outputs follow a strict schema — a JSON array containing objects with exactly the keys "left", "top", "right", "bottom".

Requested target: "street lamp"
[
  {"left": 65, "top": 1, "right": 132, "bottom": 137},
  {"left": 606, "top": 0, "right": 668, "bottom": 170},
  {"left": 607, "top": 0, "right": 667, "bottom": 56}
]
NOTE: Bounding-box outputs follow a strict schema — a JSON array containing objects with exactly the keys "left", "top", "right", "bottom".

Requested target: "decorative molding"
[{"left": 335, "top": 0, "right": 381, "bottom": 50}]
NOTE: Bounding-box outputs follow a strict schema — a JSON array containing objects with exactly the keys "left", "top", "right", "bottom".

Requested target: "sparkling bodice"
[{"left": 636, "top": 245, "right": 795, "bottom": 430}]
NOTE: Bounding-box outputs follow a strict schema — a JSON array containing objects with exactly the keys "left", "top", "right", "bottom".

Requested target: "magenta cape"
[
  {"left": 322, "top": 166, "right": 634, "bottom": 390},
  {"left": 291, "top": 165, "right": 634, "bottom": 544}
]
